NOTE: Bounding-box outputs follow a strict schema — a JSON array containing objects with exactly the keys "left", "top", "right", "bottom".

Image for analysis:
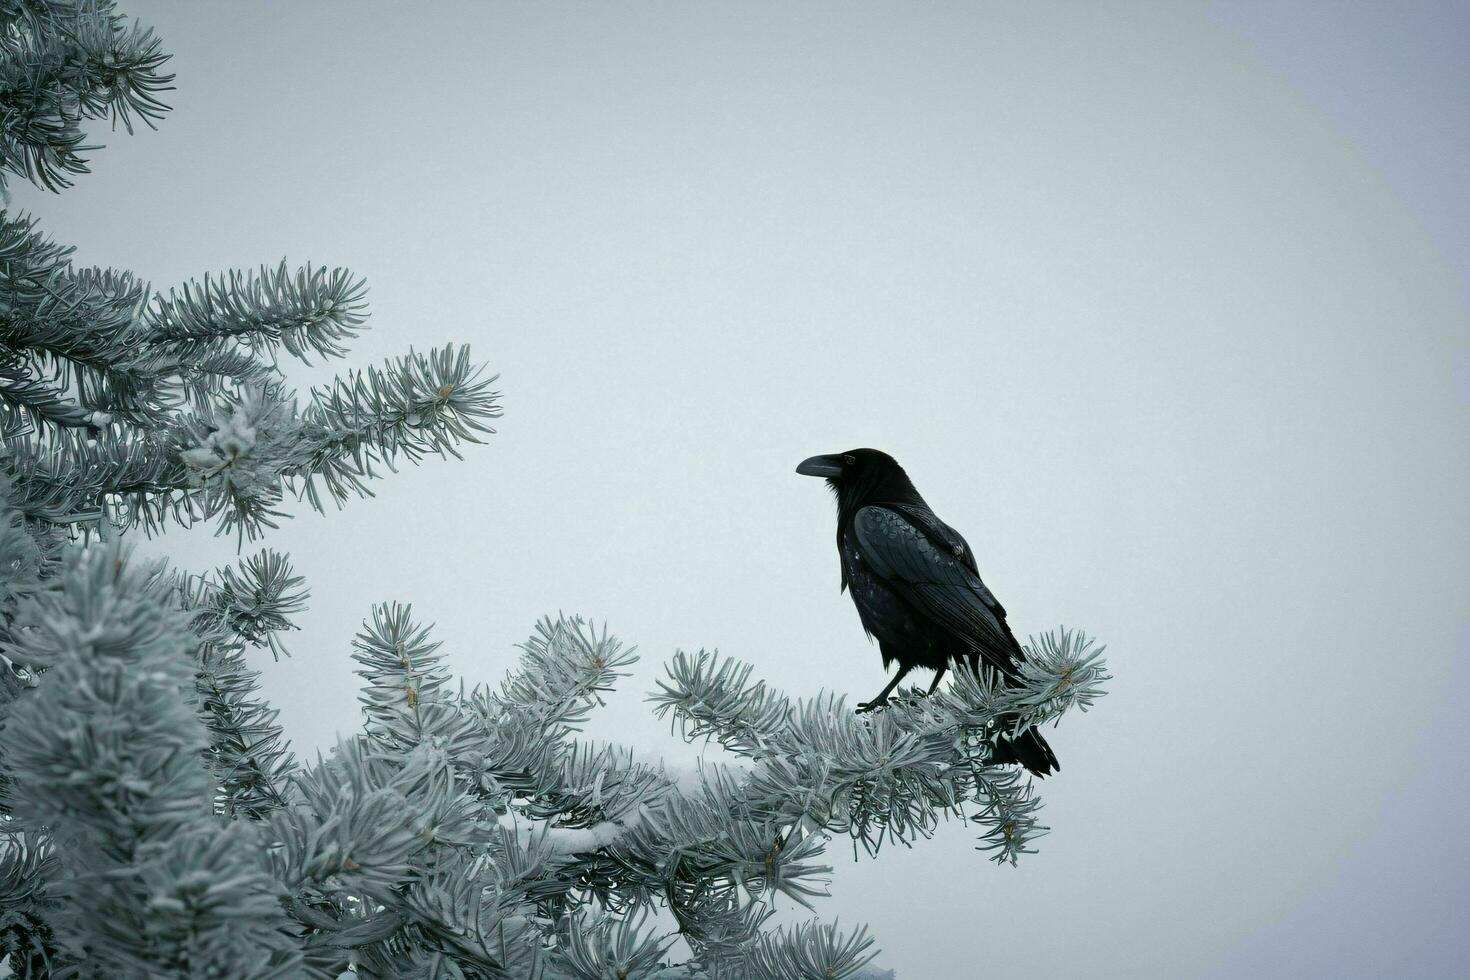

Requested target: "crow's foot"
[{"left": 855, "top": 699, "right": 888, "bottom": 715}]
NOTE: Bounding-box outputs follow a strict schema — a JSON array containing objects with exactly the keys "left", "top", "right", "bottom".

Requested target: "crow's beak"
[{"left": 796, "top": 454, "right": 845, "bottom": 478}]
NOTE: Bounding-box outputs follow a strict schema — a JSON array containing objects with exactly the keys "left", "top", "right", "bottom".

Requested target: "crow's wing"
[
  {"left": 884, "top": 502, "right": 1000, "bottom": 606},
  {"left": 851, "top": 504, "right": 1022, "bottom": 678}
]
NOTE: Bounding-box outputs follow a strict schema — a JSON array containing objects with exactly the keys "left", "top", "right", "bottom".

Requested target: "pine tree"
[{"left": 0, "top": 5, "right": 1109, "bottom": 978}]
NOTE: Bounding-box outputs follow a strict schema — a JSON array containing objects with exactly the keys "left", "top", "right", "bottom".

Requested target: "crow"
[{"left": 796, "top": 448, "right": 1059, "bottom": 776}]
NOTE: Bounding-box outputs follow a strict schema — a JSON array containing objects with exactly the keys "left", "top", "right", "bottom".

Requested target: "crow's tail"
[
  {"left": 957, "top": 649, "right": 1060, "bottom": 777},
  {"left": 989, "top": 725, "right": 1059, "bottom": 777}
]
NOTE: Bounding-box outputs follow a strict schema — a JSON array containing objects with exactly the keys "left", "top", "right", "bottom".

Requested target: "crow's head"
[{"left": 796, "top": 448, "right": 922, "bottom": 510}]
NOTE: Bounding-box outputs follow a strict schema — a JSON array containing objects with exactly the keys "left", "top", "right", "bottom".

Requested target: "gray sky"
[{"left": 12, "top": 2, "right": 1468, "bottom": 976}]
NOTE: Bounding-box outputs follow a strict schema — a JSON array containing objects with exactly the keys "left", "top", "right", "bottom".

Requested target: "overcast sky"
[{"left": 12, "top": 2, "right": 1468, "bottom": 976}]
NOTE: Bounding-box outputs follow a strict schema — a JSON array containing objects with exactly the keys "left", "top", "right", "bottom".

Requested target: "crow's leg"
[
  {"left": 924, "top": 662, "right": 949, "bottom": 696},
  {"left": 857, "top": 664, "right": 912, "bottom": 714}
]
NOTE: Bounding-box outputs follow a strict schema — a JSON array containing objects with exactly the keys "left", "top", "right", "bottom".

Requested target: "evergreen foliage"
[{"left": 0, "top": 4, "right": 1109, "bottom": 977}]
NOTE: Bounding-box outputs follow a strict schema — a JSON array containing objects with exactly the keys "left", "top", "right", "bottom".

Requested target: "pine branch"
[
  {"left": 147, "top": 260, "right": 369, "bottom": 367},
  {"left": 968, "top": 764, "right": 1048, "bottom": 867},
  {"left": 0, "top": 830, "right": 62, "bottom": 977},
  {"left": 0, "top": 469, "right": 58, "bottom": 648},
  {"left": 3, "top": 216, "right": 502, "bottom": 542},
  {"left": 159, "top": 550, "right": 309, "bottom": 819},
  {"left": 4, "top": 419, "right": 185, "bottom": 526},
  {"left": 0, "top": 541, "right": 303, "bottom": 977},
  {"left": 653, "top": 629, "right": 1110, "bottom": 859},
  {"left": 395, "top": 848, "right": 545, "bottom": 979},
  {"left": 0, "top": 2, "right": 174, "bottom": 192},
  {"left": 353, "top": 602, "right": 466, "bottom": 755},
  {"left": 550, "top": 904, "right": 674, "bottom": 980},
  {"left": 291, "top": 343, "right": 502, "bottom": 515},
  {"left": 740, "top": 919, "right": 880, "bottom": 980},
  {"left": 650, "top": 649, "right": 792, "bottom": 758},
  {"left": 0, "top": 214, "right": 173, "bottom": 430},
  {"left": 0, "top": 357, "right": 95, "bottom": 432},
  {"left": 265, "top": 738, "right": 485, "bottom": 915},
  {"left": 180, "top": 547, "right": 309, "bottom": 658}
]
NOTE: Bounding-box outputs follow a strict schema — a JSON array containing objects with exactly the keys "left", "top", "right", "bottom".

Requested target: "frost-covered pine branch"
[
  {"left": 649, "top": 629, "right": 1109, "bottom": 866},
  {"left": 163, "top": 548, "right": 309, "bottom": 819},
  {"left": 1, "top": 9, "right": 502, "bottom": 544},
  {"left": 285, "top": 605, "right": 898, "bottom": 979},
  {"left": 1, "top": 541, "right": 303, "bottom": 977},
  {"left": 0, "top": 0, "right": 174, "bottom": 193},
  {"left": 270, "top": 602, "right": 1104, "bottom": 977}
]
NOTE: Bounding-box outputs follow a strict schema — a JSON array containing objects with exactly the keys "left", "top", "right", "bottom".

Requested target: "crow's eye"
[{"left": 843, "top": 454, "right": 856, "bottom": 465}]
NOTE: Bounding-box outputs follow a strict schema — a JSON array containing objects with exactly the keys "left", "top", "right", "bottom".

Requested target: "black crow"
[{"left": 796, "top": 448, "right": 1059, "bottom": 776}]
